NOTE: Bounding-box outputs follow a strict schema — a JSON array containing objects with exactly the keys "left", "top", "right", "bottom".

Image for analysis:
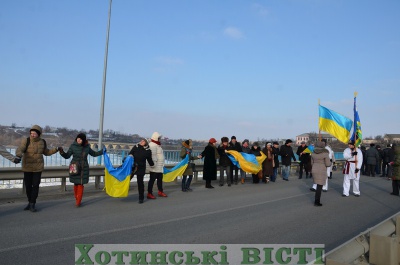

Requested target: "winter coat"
[
  {"left": 392, "top": 146, "right": 399, "bottom": 180},
  {"left": 201, "top": 143, "right": 219, "bottom": 181},
  {"left": 180, "top": 141, "right": 199, "bottom": 176},
  {"left": 217, "top": 144, "right": 234, "bottom": 167},
  {"left": 279, "top": 144, "right": 296, "bottom": 166},
  {"left": 60, "top": 141, "right": 103, "bottom": 184},
  {"left": 296, "top": 145, "right": 311, "bottom": 164},
  {"left": 16, "top": 126, "right": 58, "bottom": 172},
  {"left": 272, "top": 147, "right": 280, "bottom": 168},
  {"left": 383, "top": 147, "right": 393, "bottom": 163},
  {"left": 311, "top": 146, "right": 331, "bottom": 185},
  {"left": 261, "top": 147, "right": 274, "bottom": 176},
  {"left": 229, "top": 141, "right": 243, "bottom": 152},
  {"left": 366, "top": 146, "right": 379, "bottom": 165},
  {"left": 0, "top": 145, "right": 17, "bottom": 162},
  {"left": 129, "top": 144, "right": 154, "bottom": 176},
  {"left": 148, "top": 132, "right": 164, "bottom": 173}
]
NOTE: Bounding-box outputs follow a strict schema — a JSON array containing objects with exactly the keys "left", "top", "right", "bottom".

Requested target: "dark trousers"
[
  {"left": 182, "top": 175, "right": 193, "bottom": 190},
  {"left": 315, "top": 184, "right": 323, "bottom": 203},
  {"left": 299, "top": 163, "right": 309, "bottom": 178},
  {"left": 252, "top": 174, "right": 260, "bottom": 183},
  {"left": 392, "top": 180, "right": 400, "bottom": 195},
  {"left": 366, "top": 164, "right": 376, "bottom": 176},
  {"left": 230, "top": 166, "right": 239, "bottom": 183},
  {"left": 382, "top": 163, "right": 388, "bottom": 176},
  {"left": 24, "top": 172, "right": 42, "bottom": 203},
  {"left": 205, "top": 179, "right": 212, "bottom": 187},
  {"left": 148, "top": 172, "right": 163, "bottom": 194},
  {"left": 137, "top": 174, "right": 145, "bottom": 200}
]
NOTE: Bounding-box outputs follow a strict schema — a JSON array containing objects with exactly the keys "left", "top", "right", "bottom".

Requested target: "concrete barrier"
[{"left": 326, "top": 213, "right": 400, "bottom": 265}]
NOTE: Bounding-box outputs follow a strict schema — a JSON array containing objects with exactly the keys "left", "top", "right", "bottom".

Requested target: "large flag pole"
[
  {"left": 318, "top": 99, "right": 321, "bottom": 141},
  {"left": 98, "top": 0, "right": 113, "bottom": 164}
]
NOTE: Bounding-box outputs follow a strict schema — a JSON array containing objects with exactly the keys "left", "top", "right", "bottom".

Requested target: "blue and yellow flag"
[
  {"left": 226, "top": 150, "right": 266, "bottom": 174},
  {"left": 319, "top": 105, "right": 353, "bottom": 144},
  {"left": 163, "top": 154, "right": 189, "bottom": 182},
  {"left": 104, "top": 150, "right": 133, "bottom": 198},
  {"left": 350, "top": 93, "right": 362, "bottom": 147},
  {"left": 302, "top": 145, "right": 315, "bottom": 154}
]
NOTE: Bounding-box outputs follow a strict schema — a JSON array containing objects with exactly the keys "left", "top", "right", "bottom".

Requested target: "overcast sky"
[{"left": 1, "top": 0, "right": 399, "bottom": 142}]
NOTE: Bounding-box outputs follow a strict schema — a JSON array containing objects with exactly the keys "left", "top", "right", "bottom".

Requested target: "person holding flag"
[{"left": 342, "top": 140, "right": 363, "bottom": 197}]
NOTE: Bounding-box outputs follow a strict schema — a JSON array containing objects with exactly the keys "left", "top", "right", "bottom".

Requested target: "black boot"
[
  {"left": 23, "top": 203, "right": 30, "bottom": 211},
  {"left": 314, "top": 201, "right": 322, "bottom": 207},
  {"left": 29, "top": 203, "right": 37, "bottom": 212}
]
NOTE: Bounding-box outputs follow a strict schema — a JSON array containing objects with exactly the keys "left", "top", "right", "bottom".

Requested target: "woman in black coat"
[
  {"left": 128, "top": 139, "right": 154, "bottom": 204},
  {"left": 200, "top": 138, "right": 219, "bottom": 189}
]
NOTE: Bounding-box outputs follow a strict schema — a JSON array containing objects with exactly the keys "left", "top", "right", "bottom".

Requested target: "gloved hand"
[
  {"left": 389, "top": 162, "right": 394, "bottom": 166},
  {"left": 355, "top": 168, "right": 360, "bottom": 173},
  {"left": 352, "top": 151, "right": 358, "bottom": 156},
  {"left": 57, "top": 147, "right": 63, "bottom": 152},
  {"left": 13, "top": 157, "right": 21, "bottom": 164}
]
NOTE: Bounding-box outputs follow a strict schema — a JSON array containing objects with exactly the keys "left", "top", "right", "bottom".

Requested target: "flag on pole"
[
  {"left": 104, "top": 150, "right": 133, "bottom": 198},
  {"left": 226, "top": 150, "right": 267, "bottom": 174},
  {"left": 319, "top": 105, "right": 353, "bottom": 144},
  {"left": 350, "top": 92, "right": 362, "bottom": 147},
  {"left": 163, "top": 154, "right": 189, "bottom": 182}
]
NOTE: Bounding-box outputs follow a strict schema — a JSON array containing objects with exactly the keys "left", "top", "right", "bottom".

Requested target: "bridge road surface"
[{"left": 0, "top": 171, "right": 399, "bottom": 265}]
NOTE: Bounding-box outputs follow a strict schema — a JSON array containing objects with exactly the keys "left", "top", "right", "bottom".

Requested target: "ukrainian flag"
[
  {"left": 226, "top": 150, "right": 266, "bottom": 174},
  {"left": 319, "top": 105, "right": 353, "bottom": 144},
  {"left": 163, "top": 154, "right": 189, "bottom": 182},
  {"left": 350, "top": 93, "right": 363, "bottom": 147},
  {"left": 302, "top": 145, "right": 314, "bottom": 154},
  {"left": 104, "top": 150, "right": 133, "bottom": 198}
]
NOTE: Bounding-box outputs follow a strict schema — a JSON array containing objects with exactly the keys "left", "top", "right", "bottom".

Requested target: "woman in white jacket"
[{"left": 147, "top": 132, "right": 167, "bottom": 199}]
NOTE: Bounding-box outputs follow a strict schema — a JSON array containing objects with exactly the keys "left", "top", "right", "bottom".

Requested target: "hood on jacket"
[
  {"left": 182, "top": 139, "right": 192, "bottom": 149},
  {"left": 30, "top": 125, "right": 42, "bottom": 136},
  {"left": 151, "top": 132, "right": 161, "bottom": 141}
]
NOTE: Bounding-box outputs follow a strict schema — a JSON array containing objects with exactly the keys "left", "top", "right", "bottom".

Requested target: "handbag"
[{"left": 69, "top": 161, "right": 81, "bottom": 176}]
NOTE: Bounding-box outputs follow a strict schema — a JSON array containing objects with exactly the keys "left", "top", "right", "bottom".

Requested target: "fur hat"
[
  {"left": 242, "top": 139, "right": 249, "bottom": 145},
  {"left": 221, "top": 137, "right": 229, "bottom": 143},
  {"left": 76, "top": 133, "right": 87, "bottom": 146},
  {"left": 285, "top": 139, "right": 292, "bottom": 144},
  {"left": 231, "top": 136, "right": 236, "bottom": 140},
  {"left": 273, "top": 142, "right": 279, "bottom": 145},
  {"left": 253, "top": 142, "right": 259, "bottom": 147}
]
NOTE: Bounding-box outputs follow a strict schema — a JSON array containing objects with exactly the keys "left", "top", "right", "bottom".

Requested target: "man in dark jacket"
[
  {"left": 279, "top": 139, "right": 296, "bottom": 181},
  {"left": 271, "top": 142, "right": 280, "bottom": 182},
  {"left": 296, "top": 141, "right": 311, "bottom": 179},
  {"left": 218, "top": 137, "right": 234, "bottom": 186},
  {"left": 240, "top": 139, "right": 251, "bottom": 184},
  {"left": 229, "top": 136, "right": 242, "bottom": 185},
  {"left": 382, "top": 144, "right": 393, "bottom": 177},
  {"left": 365, "top": 144, "right": 380, "bottom": 177},
  {"left": 129, "top": 139, "right": 154, "bottom": 204}
]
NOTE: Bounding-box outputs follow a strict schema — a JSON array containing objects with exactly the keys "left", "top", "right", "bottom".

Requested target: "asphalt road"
[{"left": 0, "top": 172, "right": 398, "bottom": 265}]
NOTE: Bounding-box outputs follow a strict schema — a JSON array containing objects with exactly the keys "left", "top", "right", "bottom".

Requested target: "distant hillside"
[{"left": 0, "top": 125, "right": 207, "bottom": 150}]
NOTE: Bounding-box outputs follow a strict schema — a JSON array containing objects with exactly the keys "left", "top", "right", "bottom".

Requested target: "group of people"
[{"left": 0, "top": 125, "right": 398, "bottom": 210}]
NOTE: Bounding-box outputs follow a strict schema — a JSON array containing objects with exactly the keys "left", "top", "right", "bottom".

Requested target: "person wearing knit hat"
[
  {"left": 279, "top": 139, "right": 296, "bottom": 181},
  {"left": 59, "top": 133, "right": 104, "bottom": 207},
  {"left": 342, "top": 140, "right": 363, "bottom": 197},
  {"left": 128, "top": 138, "right": 154, "bottom": 204},
  {"left": 147, "top": 132, "right": 168, "bottom": 199},
  {"left": 239, "top": 139, "right": 251, "bottom": 184},
  {"left": 200, "top": 137, "right": 219, "bottom": 188},
  {"left": 180, "top": 139, "right": 199, "bottom": 192},
  {"left": 16, "top": 124, "right": 60, "bottom": 212},
  {"left": 229, "top": 136, "right": 242, "bottom": 184}
]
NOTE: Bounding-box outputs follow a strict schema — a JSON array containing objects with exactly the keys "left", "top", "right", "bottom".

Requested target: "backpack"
[{"left": 24, "top": 137, "right": 47, "bottom": 152}]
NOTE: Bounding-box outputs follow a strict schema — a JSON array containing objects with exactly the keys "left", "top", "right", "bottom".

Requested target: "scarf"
[{"left": 151, "top": 139, "right": 161, "bottom": 145}]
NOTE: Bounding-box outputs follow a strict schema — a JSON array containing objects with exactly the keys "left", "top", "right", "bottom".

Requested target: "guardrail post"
[
  {"left": 60, "top": 177, "right": 67, "bottom": 192},
  {"left": 95, "top": 176, "right": 101, "bottom": 189}
]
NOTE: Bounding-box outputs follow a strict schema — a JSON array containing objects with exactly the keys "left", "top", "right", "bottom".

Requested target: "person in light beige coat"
[{"left": 311, "top": 141, "right": 331, "bottom": 207}]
